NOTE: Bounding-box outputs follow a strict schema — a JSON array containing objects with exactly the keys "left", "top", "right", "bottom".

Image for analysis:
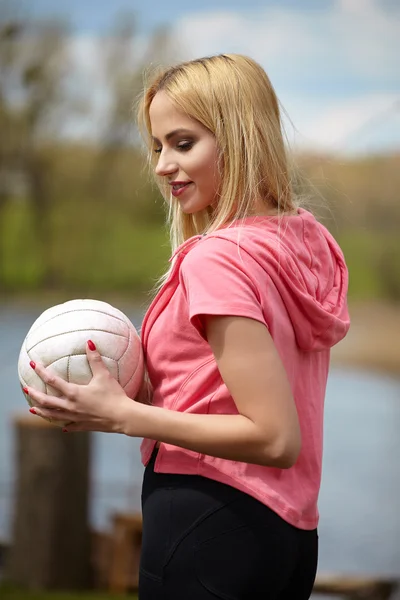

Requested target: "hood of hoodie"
[{"left": 210, "top": 209, "right": 350, "bottom": 352}]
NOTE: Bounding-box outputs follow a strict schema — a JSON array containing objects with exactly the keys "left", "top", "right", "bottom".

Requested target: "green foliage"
[
  {"left": 0, "top": 197, "right": 170, "bottom": 294},
  {"left": 0, "top": 200, "right": 45, "bottom": 289},
  {"left": 297, "top": 152, "right": 400, "bottom": 302},
  {"left": 0, "top": 146, "right": 399, "bottom": 302},
  {"left": 337, "top": 230, "right": 399, "bottom": 300}
]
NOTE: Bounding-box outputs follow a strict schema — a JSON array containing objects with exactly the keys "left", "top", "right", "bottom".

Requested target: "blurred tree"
[
  {"left": 0, "top": 17, "right": 24, "bottom": 286},
  {"left": 0, "top": 6, "right": 86, "bottom": 288},
  {"left": 91, "top": 14, "right": 172, "bottom": 223},
  {"left": 98, "top": 15, "right": 172, "bottom": 152}
]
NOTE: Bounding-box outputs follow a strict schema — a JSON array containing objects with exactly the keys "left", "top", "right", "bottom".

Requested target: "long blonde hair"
[{"left": 137, "top": 53, "right": 297, "bottom": 254}]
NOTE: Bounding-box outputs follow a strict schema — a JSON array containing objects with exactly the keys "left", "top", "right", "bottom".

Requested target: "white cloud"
[
  {"left": 174, "top": 1, "right": 399, "bottom": 87},
  {"left": 168, "top": 0, "right": 399, "bottom": 153},
  {"left": 334, "top": 0, "right": 399, "bottom": 81},
  {"left": 337, "top": 0, "right": 376, "bottom": 14},
  {"left": 61, "top": 0, "right": 399, "bottom": 154},
  {"left": 63, "top": 32, "right": 149, "bottom": 139},
  {"left": 288, "top": 94, "right": 400, "bottom": 154}
]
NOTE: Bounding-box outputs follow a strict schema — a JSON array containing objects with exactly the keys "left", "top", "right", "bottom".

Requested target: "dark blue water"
[{"left": 1, "top": 303, "right": 399, "bottom": 577}]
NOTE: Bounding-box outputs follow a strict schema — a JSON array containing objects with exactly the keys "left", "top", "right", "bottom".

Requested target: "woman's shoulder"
[
  {"left": 180, "top": 210, "right": 321, "bottom": 271},
  {"left": 180, "top": 223, "right": 281, "bottom": 277}
]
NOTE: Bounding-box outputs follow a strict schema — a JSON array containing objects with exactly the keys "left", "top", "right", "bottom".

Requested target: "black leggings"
[{"left": 139, "top": 450, "right": 318, "bottom": 600}]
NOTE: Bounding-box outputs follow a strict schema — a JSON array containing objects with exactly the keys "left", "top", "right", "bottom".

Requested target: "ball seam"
[
  {"left": 27, "top": 328, "right": 128, "bottom": 353},
  {"left": 28, "top": 308, "right": 130, "bottom": 337}
]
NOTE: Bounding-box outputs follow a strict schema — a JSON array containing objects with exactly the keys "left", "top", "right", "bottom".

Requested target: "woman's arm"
[{"left": 122, "top": 316, "right": 301, "bottom": 468}]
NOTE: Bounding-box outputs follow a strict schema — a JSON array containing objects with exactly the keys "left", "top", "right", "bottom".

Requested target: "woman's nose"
[{"left": 154, "top": 153, "right": 178, "bottom": 177}]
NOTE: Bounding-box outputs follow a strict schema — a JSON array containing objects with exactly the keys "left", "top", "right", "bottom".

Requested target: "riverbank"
[{"left": 331, "top": 302, "right": 400, "bottom": 377}]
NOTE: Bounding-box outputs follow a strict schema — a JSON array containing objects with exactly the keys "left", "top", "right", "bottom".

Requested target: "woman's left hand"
[{"left": 23, "top": 340, "right": 137, "bottom": 433}]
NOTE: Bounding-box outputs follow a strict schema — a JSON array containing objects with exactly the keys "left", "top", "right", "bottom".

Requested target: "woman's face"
[{"left": 149, "top": 91, "right": 221, "bottom": 214}]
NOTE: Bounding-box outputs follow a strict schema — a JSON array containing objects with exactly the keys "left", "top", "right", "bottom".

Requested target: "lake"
[{"left": 0, "top": 303, "right": 399, "bottom": 577}]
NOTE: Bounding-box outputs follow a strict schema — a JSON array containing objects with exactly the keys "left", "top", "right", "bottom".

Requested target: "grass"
[
  {"left": 0, "top": 585, "right": 137, "bottom": 600},
  {"left": 337, "top": 229, "right": 400, "bottom": 300},
  {"left": 0, "top": 201, "right": 170, "bottom": 294},
  {"left": 2, "top": 200, "right": 400, "bottom": 302}
]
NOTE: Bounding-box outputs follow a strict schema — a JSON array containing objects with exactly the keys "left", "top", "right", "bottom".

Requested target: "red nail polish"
[
  {"left": 30, "top": 361, "right": 36, "bottom": 370},
  {"left": 23, "top": 387, "right": 29, "bottom": 394},
  {"left": 29, "top": 408, "right": 36, "bottom": 415},
  {"left": 87, "top": 340, "right": 96, "bottom": 351},
  {"left": 62, "top": 428, "right": 68, "bottom": 433}
]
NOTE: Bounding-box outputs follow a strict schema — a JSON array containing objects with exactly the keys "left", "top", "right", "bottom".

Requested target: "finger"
[
  {"left": 86, "top": 340, "right": 107, "bottom": 377},
  {"left": 29, "top": 406, "right": 76, "bottom": 423},
  {"left": 24, "top": 385, "right": 70, "bottom": 412},
  {"left": 29, "top": 361, "right": 71, "bottom": 397}
]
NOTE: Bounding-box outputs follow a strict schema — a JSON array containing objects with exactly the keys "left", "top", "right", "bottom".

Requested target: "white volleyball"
[{"left": 17, "top": 299, "right": 144, "bottom": 426}]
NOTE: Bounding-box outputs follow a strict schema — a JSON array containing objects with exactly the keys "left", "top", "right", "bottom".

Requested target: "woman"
[{"left": 25, "top": 54, "right": 350, "bottom": 599}]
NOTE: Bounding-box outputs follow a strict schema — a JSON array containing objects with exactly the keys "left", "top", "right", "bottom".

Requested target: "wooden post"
[{"left": 6, "top": 414, "right": 92, "bottom": 590}]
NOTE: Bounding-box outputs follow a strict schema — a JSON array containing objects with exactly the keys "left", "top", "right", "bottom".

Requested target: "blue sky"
[
  {"left": 27, "top": 0, "right": 400, "bottom": 154},
  {"left": 31, "top": 0, "right": 341, "bottom": 34}
]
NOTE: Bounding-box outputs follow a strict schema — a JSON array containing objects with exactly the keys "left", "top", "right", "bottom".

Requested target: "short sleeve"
[{"left": 179, "top": 236, "right": 267, "bottom": 338}]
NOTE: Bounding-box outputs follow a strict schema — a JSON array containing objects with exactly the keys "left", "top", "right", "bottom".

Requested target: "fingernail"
[
  {"left": 30, "top": 361, "right": 36, "bottom": 370},
  {"left": 62, "top": 428, "right": 68, "bottom": 433},
  {"left": 29, "top": 408, "right": 37, "bottom": 415},
  {"left": 87, "top": 340, "right": 96, "bottom": 351},
  {"left": 23, "top": 387, "right": 29, "bottom": 394}
]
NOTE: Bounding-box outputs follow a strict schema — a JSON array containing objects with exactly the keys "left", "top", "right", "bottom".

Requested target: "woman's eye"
[
  {"left": 153, "top": 141, "right": 193, "bottom": 154},
  {"left": 177, "top": 141, "right": 193, "bottom": 151}
]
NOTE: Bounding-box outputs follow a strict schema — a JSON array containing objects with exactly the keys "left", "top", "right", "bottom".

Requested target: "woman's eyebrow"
[{"left": 152, "top": 128, "right": 193, "bottom": 144}]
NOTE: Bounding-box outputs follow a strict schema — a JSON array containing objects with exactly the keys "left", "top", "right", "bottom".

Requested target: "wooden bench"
[
  {"left": 107, "top": 512, "right": 142, "bottom": 594},
  {"left": 313, "top": 575, "right": 399, "bottom": 599}
]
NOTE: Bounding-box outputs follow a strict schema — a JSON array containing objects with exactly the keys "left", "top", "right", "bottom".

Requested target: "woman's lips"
[{"left": 171, "top": 182, "right": 193, "bottom": 197}]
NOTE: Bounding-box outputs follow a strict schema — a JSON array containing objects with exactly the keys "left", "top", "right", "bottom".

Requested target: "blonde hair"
[{"left": 137, "top": 53, "right": 297, "bottom": 254}]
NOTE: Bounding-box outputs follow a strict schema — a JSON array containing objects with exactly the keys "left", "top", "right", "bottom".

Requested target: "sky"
[{"left": 25, "top": 0, "right": 400, "bottom": 155}]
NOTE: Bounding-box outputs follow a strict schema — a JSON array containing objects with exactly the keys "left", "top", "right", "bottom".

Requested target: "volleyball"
[{"left": 17, "top": 299, "right": 144, "bottom": 426}]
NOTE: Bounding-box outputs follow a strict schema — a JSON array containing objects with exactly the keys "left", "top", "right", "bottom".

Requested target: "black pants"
[{"left": 139, "top": 450, "right": 318, "bottom": 600}]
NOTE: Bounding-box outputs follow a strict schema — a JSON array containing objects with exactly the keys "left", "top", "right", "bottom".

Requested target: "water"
[{"left": 1, "top": 303, "right": 399, "bottom": 577}]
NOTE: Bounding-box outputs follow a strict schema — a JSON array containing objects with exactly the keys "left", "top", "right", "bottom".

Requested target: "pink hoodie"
[{"left": 140, "top": 209, "right": 350, "bottom": 530}]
